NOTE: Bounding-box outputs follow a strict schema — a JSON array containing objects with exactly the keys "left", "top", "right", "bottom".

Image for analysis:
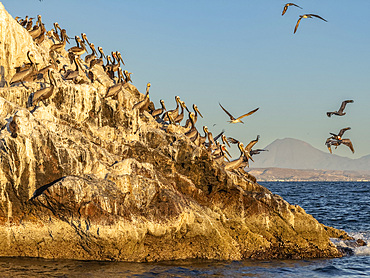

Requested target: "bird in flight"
[
  {"left": 325, "top": 127, "right": 354, "bottom": 154},
  {"left": 327, "top": 100, "right": 354, "bottom": 117},
  {"left": 294, "top": 14, "right": 327, "bottom": 34},
  {"left": 282, "top": 3, "right": 302, "bottom": 16},
  {"left": 219, "top": 103, "right": 259, "bottom": 124}
]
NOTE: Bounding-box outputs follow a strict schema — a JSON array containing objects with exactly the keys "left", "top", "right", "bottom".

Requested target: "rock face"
[{"left": 0, "top": 3, "right": 349, "bottom": 261}]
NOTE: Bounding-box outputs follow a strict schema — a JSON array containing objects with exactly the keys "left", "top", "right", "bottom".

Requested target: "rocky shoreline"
[{"left": 0, "top": 3, "right": 352, "bottom": 262}]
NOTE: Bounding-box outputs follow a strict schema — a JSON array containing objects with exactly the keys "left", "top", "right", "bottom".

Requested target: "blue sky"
[{"left": 4, "top": 0, "right": 370, "bottom": 159}]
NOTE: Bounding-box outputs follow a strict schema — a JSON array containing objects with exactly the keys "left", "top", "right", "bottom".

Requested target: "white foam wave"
[{"left": 354, "top": 246, "right": 370, "bottom": 256}]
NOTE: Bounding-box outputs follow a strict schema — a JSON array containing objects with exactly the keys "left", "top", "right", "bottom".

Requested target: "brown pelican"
[
  {"left": 184, "top": 104, "right": 203, "bottom": 128},
  {"left": 185, "top": 112, "right": 198, "bottom": 139},
  {"left": 124, "top": 70, "right": 133, "bottom": 83},
  {"left": 52, "top": 22, "right": 62, "bottom": 42},
  {"left": 20, "top": 16, "right": 28, "bottom": 27},
  {"left": 116, "top": 52, "right": 125, "bottom": 66},
  {"left": 244, "top": 135, "right": 260, "bottom": 157},
  {"left": 326, "top": 127, "right": 354, "bottom": 153},
  {"left": 151, "top": 100, "right": 166, "bottom": 118},
  {"left": 68, "top": 36, "right": 87, "bottom": 58},
  {"left": 224, "top": 142, "right": 246, "bottom": 171},
  {"left": 133, "top": 83, "right": 151, "bottom": 113},
  {"left": 50, "top": 29, "right": 69, "bottom": 53},
  {"left": 219, "top": 103, "right": 259, "bottom": 124},
  {"left": 213, "top": 144, "right": 231, "bottom": 164},
  {"left": 32, "top": 69, "right": 57, "bottom": 106},
  {"left": 294, "top": 14, "right": 327, "bottom": 34},
  {"left": 34, "top": 23, "right": 46, "bottom": 44},
  {"left": 81, "top": 33, "right": 90, "bottom": 46},
  {"left": 84, "top": 43, "right": 97, "bottom": 65},
  {"left": 282, "top": 3, "right": 302, "bottom": 16},
  {"left": 63, "top": 54, "right": 84, "bottom": 81},
  {"left": 25, "top": 17, "right": 34, "bottom": 31},
  {"left": 9, "top": 115, "right": 19, "bottom": 139},
  {"left": 327, "top": 100, "right": 354, "bottom": 117},
  {"left": 90, "top": 46, "right": 105, "bottom": 68},
  {"left": 104, "top": 68, "right": 125, "bottom": 98},
  {"left": 29, "top": 24, "right": 43, "bottom": 40},
  {"left": 162, "top": 96, "right": 181, "bottom": 122},
  {"left": 10, "top": 51, "right": 37, "bottom": 86},
  {"left": 174, "top": 100, "right": 190, "bottom": 124}
]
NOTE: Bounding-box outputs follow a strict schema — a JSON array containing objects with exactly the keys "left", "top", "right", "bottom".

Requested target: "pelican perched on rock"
[
  {"left": 32, "top": 69, "right": 57, "bottom": 106},
  {"left": 162, "top": 96, "right": 181, "bottom": 122},
  {"left": 90, "top": 46, "right": 105, "bottom": 68},
  {"left": 185, "top": 112, "right": 198, "bottom": 139},
  {"left": 327, "top": 100, "right": 354, "bottom": 117},
  {"left": 184, "top": 104, "right": 203, "bottom": 128},
  {"left": 294, "top": 14, "right": 327, "bottom": 34},
  {"left": 124, "top": 70, "right": 133, "bottom": 83},
  {"left": 68, "top": 36, "right": 88, "bottom": 58},
  {"left": 219, "top": 103, "right": 259, "bottom": 124},
  {"left": 50, "top": 29, "right": 69, "bottom": 54},
  {"left": 224, "top": 142, "right": 246, "bottom": 171},
  {"left": 282, "top": 3, "right": 302, "bottom": 16},
  {"left": 84, "top": 43, "right": 97, "bottom": 65},
  {"left": 133, "top": 83, "right": 151, "bottom": 113},
  {"left": 174, "top": 100, "right": 190, "bottom": 124},
  {"left": 10, "top": 51, "right": 37, "bottom": 86},
  {"left": 104, "top": 68, "right": 125, "bottom": 98},
  {"left": 63, "top": 54, "right": 84, "bottom": 82},
  {"left": 151, "top": 100, "right": 166, "bottom": 118}
]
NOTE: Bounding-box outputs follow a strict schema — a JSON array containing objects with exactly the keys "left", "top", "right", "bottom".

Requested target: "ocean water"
[{"left": 0, "top": 181, "right": 369, "bottom": 277}]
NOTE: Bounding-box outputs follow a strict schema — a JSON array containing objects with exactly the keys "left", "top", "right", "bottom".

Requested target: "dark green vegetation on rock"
[{"left": 0, "top": 3, "right": 350, "bottom": 262}]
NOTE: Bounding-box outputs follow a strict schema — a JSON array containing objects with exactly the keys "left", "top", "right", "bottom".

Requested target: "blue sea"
[{"left": 1, "top": 182, "right": 369, "bottom": 277}]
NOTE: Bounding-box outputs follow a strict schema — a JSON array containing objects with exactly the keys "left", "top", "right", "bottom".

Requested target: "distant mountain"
[{"left": 251, "top": 138, "right": 370, "bottom": 171}]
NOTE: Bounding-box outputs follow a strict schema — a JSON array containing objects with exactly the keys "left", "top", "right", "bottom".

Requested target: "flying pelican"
[
  {"left": 282, "top": 3, "right": 302, "bottom": 16},
  {"left": 219, "top": 103, "right": 259, "bottom": 124},
  {"left": 294, "top": 14, "right": 327, "bottom": 34},
  {"left": 32, "top": 69, "right": 57, "bottom": 106},
  {"left": 250, "top": 149, "right": 268, "bottom": 156},
  {"left": 325, "top": 127, "right": 354, "bottom": 154},
  {"left": 327, "top": 100, "right": 354, "bottom": 117}
]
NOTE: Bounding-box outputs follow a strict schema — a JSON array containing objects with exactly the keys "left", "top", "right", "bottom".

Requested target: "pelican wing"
[
  {"left": 338, "top": 99, "right": 354, "bottom": 113},
  {"left": 338, "top": 127, "right": 351, "bottom": 137},
  {"left": 308, "top": 14, "right": 328, "bottom": 22},
  {"left": 294, "top": 16, "right": 302, "bottom": 33},
  {"left": 227, "top": 137, "right": 239, "bottom": 145},
  {"left": 219, "top": 103, "right": 236, "bottom": 121},
  {"left": 245, "top": 135, "right": 260, "bottom": 152},
  {"left": 282, "top": 5, "right": 288, "bottom": 16},
  {"left": 236, "top": 107, "right": 259, "bottom": 120},
  {"left": 342, "top": 139, "right": 355, "bottom": 153}
]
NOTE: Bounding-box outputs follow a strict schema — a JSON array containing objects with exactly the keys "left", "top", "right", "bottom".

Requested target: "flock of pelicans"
[
  {"left": 7, "top": 9, "right": 353, "bottom": 176},
  {"left": 281, "top": 3, "right": 327, "bottom": 33},
  {"left": 8, "top": 13, "right": 267, "bottom": 175}
]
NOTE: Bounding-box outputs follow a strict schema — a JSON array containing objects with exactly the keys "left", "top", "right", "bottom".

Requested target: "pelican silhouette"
[
  {"left": 294, "top": 14, "right": 327, "bottom": 34},
  {"left": 327, "top": 100, "right": 354, "bottom": 117},
  {"left": 219, "top": 103, "right": 259, "bottom": 124}
]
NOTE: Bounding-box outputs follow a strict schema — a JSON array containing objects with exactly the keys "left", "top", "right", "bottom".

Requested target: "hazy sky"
[{"left": 4, "top": 0, "right": 370, "bottom": 159}]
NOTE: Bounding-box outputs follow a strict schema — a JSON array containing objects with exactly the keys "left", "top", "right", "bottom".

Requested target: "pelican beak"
[
  {"left": 223, "top": 146, "right": 231, "bottom": 158},
  {"left": 196, "top": 107, "right": 203, "bottom": 118}
]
